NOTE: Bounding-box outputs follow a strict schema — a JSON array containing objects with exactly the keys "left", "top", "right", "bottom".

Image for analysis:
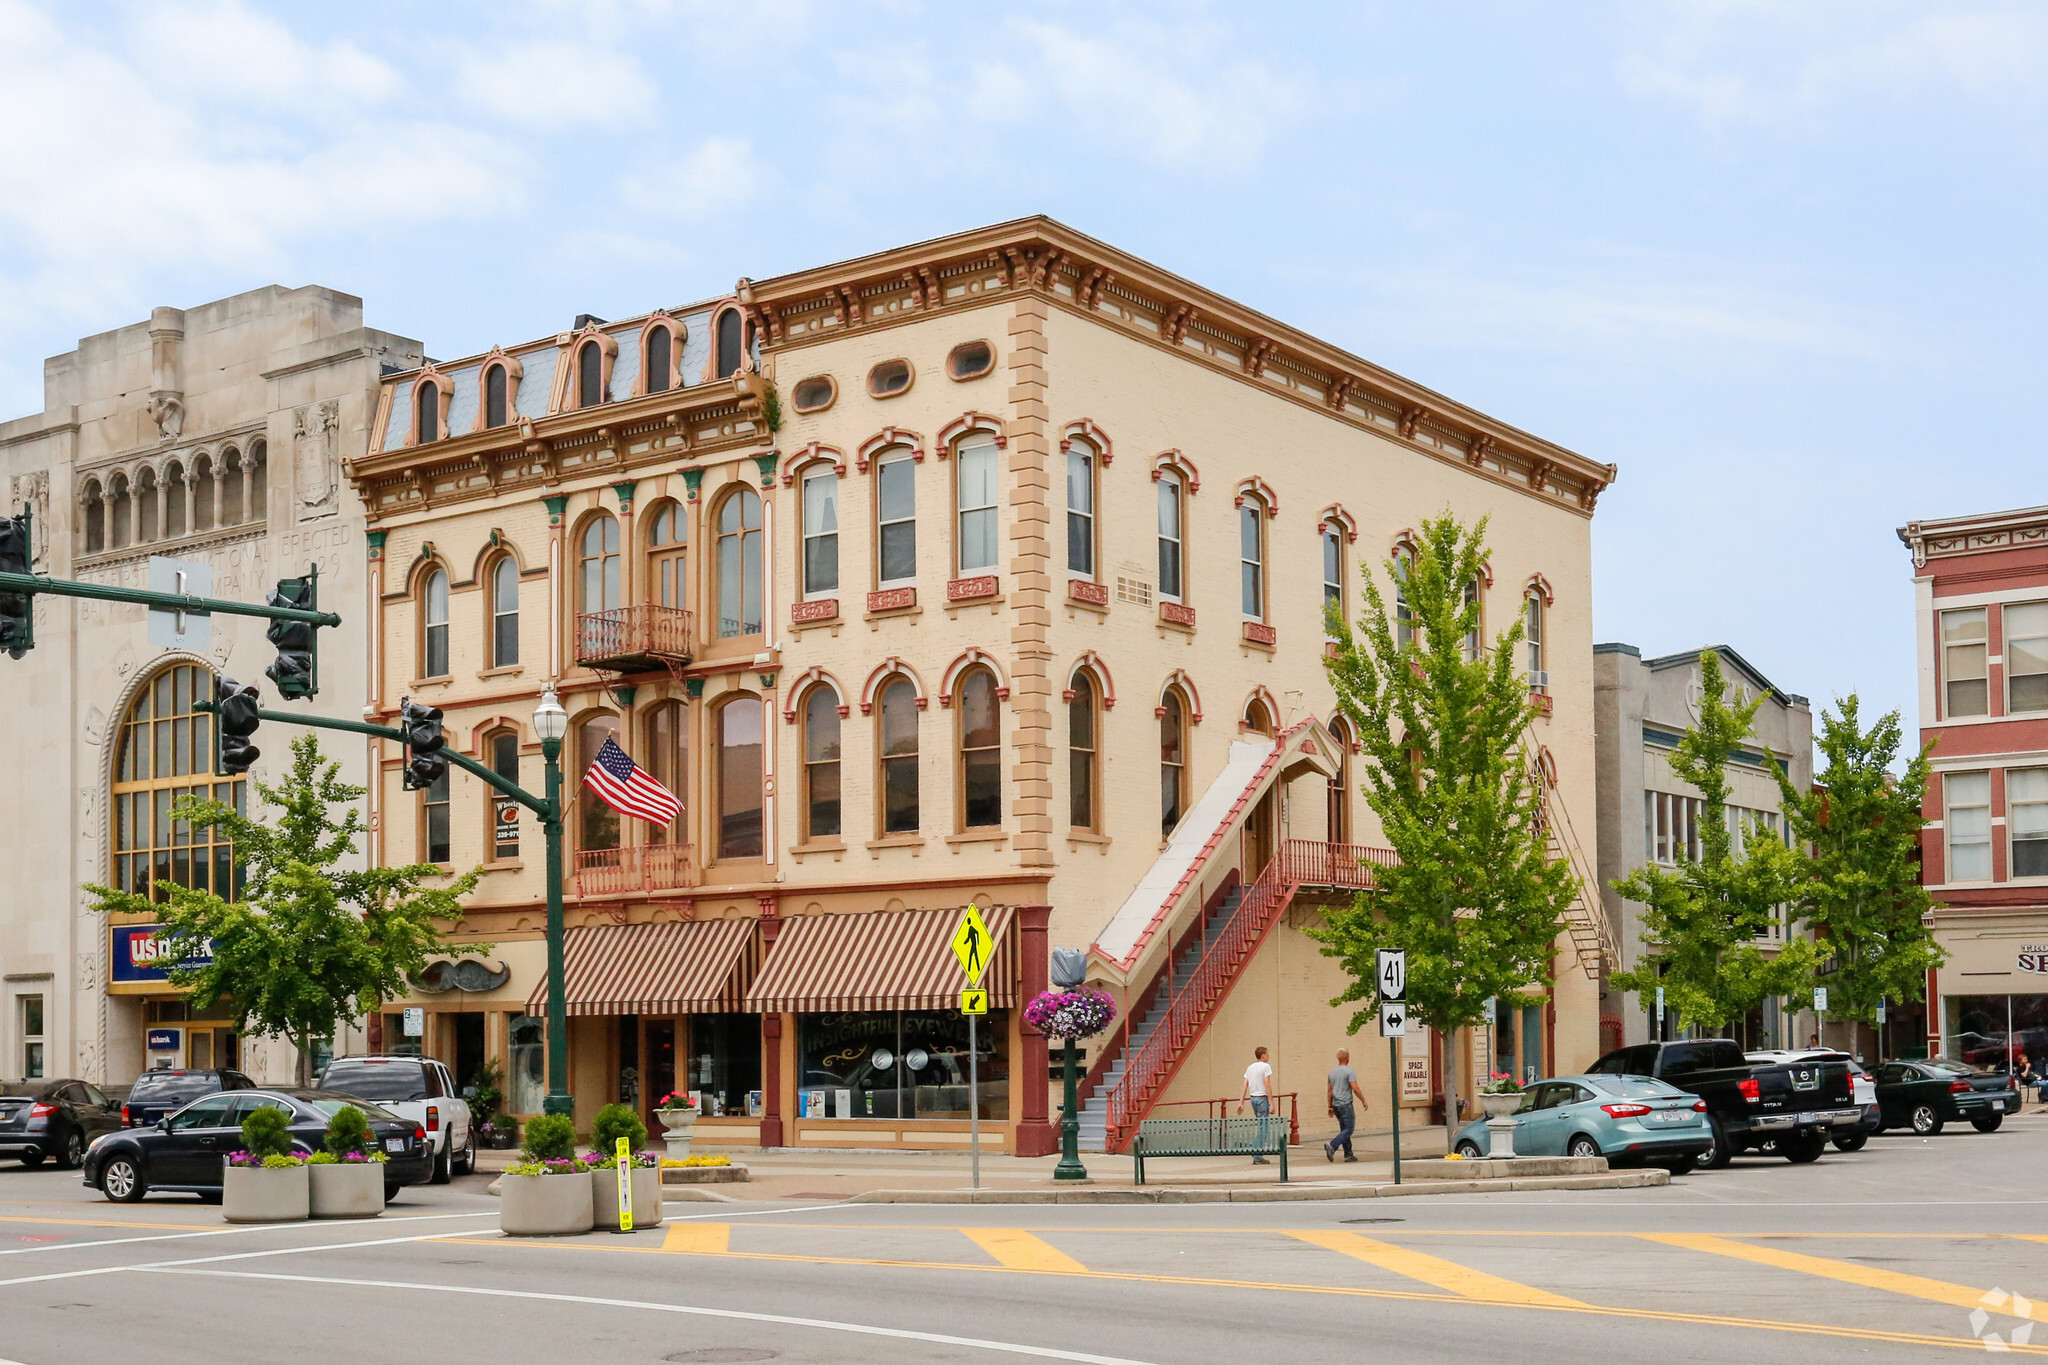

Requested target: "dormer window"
[
  {"left": 415, "top": 381, "right": 439, "bottom": 443},
  {"left": 578, "top": 340, "right": 603, "bottom": 408},
  {"left": 484, "top": 365, "right": 508, "bottom": 428},
  {"left": 646, "top": 326, "right": 672, "bottom": 395},
  {"left": 716, "top": 309, "right": 743, "bottom": 380}
]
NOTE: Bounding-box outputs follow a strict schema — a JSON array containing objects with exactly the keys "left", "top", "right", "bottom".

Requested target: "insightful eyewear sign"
[{"left": 109, "top": 924, "right": 216, "bottom": 984}]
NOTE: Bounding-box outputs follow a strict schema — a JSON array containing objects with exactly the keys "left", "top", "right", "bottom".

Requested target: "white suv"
[{"left": 317, "top": 1055, "right": 476, "bottom": 1182}]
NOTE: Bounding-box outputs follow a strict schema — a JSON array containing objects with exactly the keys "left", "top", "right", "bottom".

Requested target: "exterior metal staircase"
[{"left": 1533, "top": 754, "right": 1617, "bottom": 979}]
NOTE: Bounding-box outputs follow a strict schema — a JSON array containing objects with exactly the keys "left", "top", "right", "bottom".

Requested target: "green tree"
[
  {"left": 86, "top": 733, "right": 483, "bottom": 1082},
  {"left": 1611, "top": 650, "right": 1816, "bottom": 1031},
  {"left": 1776, "top": 695, "right": 1943, "bottom": 1048},
  {"left": 1309, "top": 512, "right": 1579, "bottom": 1149}
]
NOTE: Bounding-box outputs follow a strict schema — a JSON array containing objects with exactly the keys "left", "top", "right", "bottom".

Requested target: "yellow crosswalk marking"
[
  {"left": 964, "top": 1227, "right": 1087, "bottom": 1273},
  {"left": 1640, "top": 1233, "right": 2048, "bottom": 1322},
  {"left": 1288, "top": 1230, "right": 1587, "bottom": 1307},
  {"left": 661, "top": 1222, "right": 730, "bottom": 1255}
]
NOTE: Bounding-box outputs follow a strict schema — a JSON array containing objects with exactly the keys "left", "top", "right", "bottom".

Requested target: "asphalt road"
[{"left": 3, "top": 1120, "right": 2045, "bottom": 1364}]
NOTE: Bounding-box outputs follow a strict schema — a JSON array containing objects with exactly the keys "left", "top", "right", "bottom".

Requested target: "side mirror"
[{"left": 157, "top": 1117, "right": 172, "bottom": 1133}]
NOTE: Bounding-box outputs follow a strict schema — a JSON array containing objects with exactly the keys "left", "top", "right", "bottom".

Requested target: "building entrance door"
[{"left": 643, "top": 1020, "right": 676, "bottom": 1135}]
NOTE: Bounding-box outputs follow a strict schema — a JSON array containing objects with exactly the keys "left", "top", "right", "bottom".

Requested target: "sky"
[{"left": 3, "top": 0, "right": 2043, "bottom": 745}]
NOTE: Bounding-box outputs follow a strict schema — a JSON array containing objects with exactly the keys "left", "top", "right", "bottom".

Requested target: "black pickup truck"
[{"left": 1587, "top": 1039, "right": 1859, "bottom": 1169}]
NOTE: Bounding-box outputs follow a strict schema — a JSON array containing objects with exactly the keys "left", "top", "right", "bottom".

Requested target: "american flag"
[{"left": 581, "top": 736, "right": 681, "bottom": 827}]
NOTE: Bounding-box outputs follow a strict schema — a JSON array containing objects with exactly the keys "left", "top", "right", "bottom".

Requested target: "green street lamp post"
[
  {"left": 530, "top": 690, "right": 573, "bottom": 1118},
  {"left": 1055, "top": 1038, "right": 1087, "bottom": 1181}
]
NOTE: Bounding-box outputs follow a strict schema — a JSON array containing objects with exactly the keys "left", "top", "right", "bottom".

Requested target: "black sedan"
[
  {"left": 1875, "top": 1058, "right": 2021, "bottom": 1135},
  {"left": 82, "top": 1088, "right": 433, "bottom": 1203},
  {"left": 0, "top": 1080, "right": 123, "bottom": 1168}
]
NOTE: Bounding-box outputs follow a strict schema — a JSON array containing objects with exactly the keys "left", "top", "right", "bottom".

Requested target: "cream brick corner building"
[{"left": 350, "top": 218, "right": 1616, "bottom": 1152}]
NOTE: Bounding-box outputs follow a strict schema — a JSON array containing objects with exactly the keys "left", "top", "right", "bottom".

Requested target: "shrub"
[
  {"left": 240, "top": 1104, "right": 294, "bottom": 1161},
  {"left": 323, "top": 1104, "right": 374, "bottom": 1158},
  {"left": 521, "top": 1112, "right": 576, "bottom": 1163},
  {"left": 592, "top": 1103, "right": 646, "bottom": 1156},
  {"left": 506, "top": 1156, "right": 588, "bottom": 1177},
  {"left": 466, "top": 1060, "right": 504, "bottom": 1128}
]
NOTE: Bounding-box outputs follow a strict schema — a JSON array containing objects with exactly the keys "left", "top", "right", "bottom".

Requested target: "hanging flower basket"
[{"left": 1025, "top": 988, "right": 1118, "bottom": 1041}]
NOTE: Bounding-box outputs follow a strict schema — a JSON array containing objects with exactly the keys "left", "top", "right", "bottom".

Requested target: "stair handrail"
[{"left": 1525, "top": 748, "right": 1617, "bottom": 974}]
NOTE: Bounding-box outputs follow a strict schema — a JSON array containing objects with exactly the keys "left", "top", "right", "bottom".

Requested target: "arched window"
[
  {"left": 716, "top": 696, "right": 763, "bottom": 859},
  {"left": 579, "top": 340, "right": 604, "bottom": 408},
  {"left": 422, "top": 765, "right": 451, "bottom": 864},
  {"left": 577, "top": 713, "right": 621, "bottom": 852},
  {"left": 802, "top": 686, "right": 841, "bottom": 840},
  {"left": 646, "top": 326, "right": 672, "bottom": 395},
  {"left": 484, "top": 365, "right": 509, "bottom": 428},
  {"left": 112, "top": 664, "right": 245, "bottom": 898},
  {"left": 247, "top": 441, "right": 265, "bottom": 515},
  {"left": 1243, "top": 696, "right": 1274, "bottom": 736},
  {"left": 1157, "top": 472, "right": 1184, "bottom": 602},
  {"left": 164, "top": 462, "right": 186, "bottom": 539},
  {"left": 1069, "top": 672, "right": 1098, "bottom": 831},
  {"left": 802, "top": 468, "right": 838, "bottom": 598},
  {"left": 1394, "top": 551, "right": 1415, "bottom": 650},
  {"left": 876, "top": 451, "right": 916, "bottom": 587},
  {"left": 1461, "top": 579, "right": 1481, "bottom": 662},
  {"left": 1322, "top": 526, "right": 1342, "bottom": 634},
  {"left": 1327, "top": 717, "right": 1353, "bottom": 843},
  {"left": 1525, "top": 591, "right": 1546, "bottom": 689},
  {"left": 714, "top": 487, "right": 762, "bottom": 638},
  {"left": 109, "top": 474, "right": 131, "bottom": 548},
  {"left": 136, "top": 467, "right": 158, "bottom": 543},
  {"left": 421, "top": 567, "right": 450, "bottom": 678},
  {"left": 879, "top": 677, "right": 919, "bottom": 834},
  {"left": 715, "top": 309, "right": 743, "bottom": 380},
  {"left": 415, "top": 381, "right": 439, "bottom": 443},
  {"left": 644, "top": 701, "right": 687, "bottom": 847},
  {"left": 221, "top": 447, "right": 244, "bottom": 525},
  {"left": 490, "top": 555, "right": 519, "bottom": 668},
  {"left": 82, "top": 480, "right": 104, "bottom": 553},
  {"left": 486, "top": 728, "right": 520, "bottom": 860},
  {"left": 647, "top": 501, "right": 686, "bottom": 609},
  {"left": 1067, "top": 440, "right": 1096, "bottom": 579},
  {"left": 955, "top": 436, "right": 999, "bottom": 575},
  {"left": 959, "top": 668, "right": 1001, "bottom": 829},
  {"left": 1160, "top": 689, "right": 1188, "bottom": 838},
  {"left": 192, "top": 457, "right": 215, "bottom": 533},
  {"left": 1239, "top": 499, "right": 1265, "bottom": 620},
  {"left": 579, "top": 515, "right": 621, "bottom": 617}
]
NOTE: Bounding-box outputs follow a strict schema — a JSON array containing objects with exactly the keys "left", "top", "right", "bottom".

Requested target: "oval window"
[
  {"left": 867, "top": 359, "right": 913, "bottom": 398},
  {"left": 947, "top": 340, "right": 994, "bottom": 381},
  {"left": 791, "top": 375, "right": 836, "bottom": 413}
]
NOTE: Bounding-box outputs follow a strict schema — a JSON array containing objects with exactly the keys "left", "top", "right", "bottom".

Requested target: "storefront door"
[{"left": 643, "top": 1020, "right": 675, "bottom": 1134}]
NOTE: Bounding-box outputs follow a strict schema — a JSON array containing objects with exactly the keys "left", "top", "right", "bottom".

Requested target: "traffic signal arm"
[
  {"left": 0, "top": 571, "right": 342, "bottom": 629},
  {"left": 193, "top": 701, "right": 555, "bottom": 819}
]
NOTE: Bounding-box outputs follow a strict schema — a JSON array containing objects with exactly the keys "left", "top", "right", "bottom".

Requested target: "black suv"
[
  {"left": 1588, "top": 1039, "right": 1858, "bottom": 1167},
  {"left": 120, "top": 1068, "right": 255, "bottom": 1128}
]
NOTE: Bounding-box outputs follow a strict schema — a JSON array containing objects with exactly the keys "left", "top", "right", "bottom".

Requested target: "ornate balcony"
[
  {"left": 572, "top": 843, "right": 692, "bottom": 898},
  {"left": 575, "top": 604, "right": 692, "bottom": 672}
]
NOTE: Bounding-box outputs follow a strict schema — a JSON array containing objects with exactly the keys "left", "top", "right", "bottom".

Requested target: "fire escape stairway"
[{"left": 1534, "top": 754, "right": 1617, "bottom": 979}]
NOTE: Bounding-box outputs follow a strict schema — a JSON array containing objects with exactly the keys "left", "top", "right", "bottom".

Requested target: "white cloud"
[
  {"left": 619, "top": 135, "right": 767, "bottom": 220},
  {"left": 454, "top": 41, "right": 656, "bottom": 126},
  {"left": 125, "top": 0, "right": 399, "bottom": 113}
]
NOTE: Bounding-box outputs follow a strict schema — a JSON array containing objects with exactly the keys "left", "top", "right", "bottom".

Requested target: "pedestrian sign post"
[
  {"left": 612, "top": 1135, "right": 633, "bottom": 1234},
  {"left": 1376, "top": 949, "right": 1406, "bottom": 1185},
  {"left": 951, "top": 903, "right": 992, "bottom": 1190}
]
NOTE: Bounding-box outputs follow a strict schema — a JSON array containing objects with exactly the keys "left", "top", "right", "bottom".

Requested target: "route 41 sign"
[
  {"left": 1380, "top": 1002, "right": 1407, "bottom": 1037},
  {"left": 1376, "top": 949, "right": 1406, "bottom": 1003}
]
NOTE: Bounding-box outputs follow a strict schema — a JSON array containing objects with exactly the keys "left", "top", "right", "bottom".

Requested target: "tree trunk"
[
  {"left": 294, "top": 1040, "right": 314, "bottom": 1088},
  {"left": 1441, "top": 1023, "right": 1460, "bottom": 1154}
]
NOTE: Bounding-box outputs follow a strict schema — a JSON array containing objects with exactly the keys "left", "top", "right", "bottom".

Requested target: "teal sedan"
[{"left": 1453, "top": 1073, "right": 1711, "bottom": 1173}]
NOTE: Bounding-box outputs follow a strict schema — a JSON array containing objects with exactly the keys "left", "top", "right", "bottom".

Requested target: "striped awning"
[
  {"left": 525, "top": 918, "right": 757, "bottom": 1017},
  {"left": 743, "top": 904, "right": 1016, "bottom": 1013}
]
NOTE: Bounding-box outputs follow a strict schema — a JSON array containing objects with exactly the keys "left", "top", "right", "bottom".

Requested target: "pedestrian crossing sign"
[
  {"left": 951, "top": 903, "right": 993, "bottom": 986},
  {"left": 960, "top": 988, "right": 989, "bottom": 1015}
]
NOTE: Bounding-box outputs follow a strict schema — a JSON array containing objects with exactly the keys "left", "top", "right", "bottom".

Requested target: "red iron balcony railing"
[
  {"left": 572, "top": 843, "right": 692, "bottom": 898},
  {"left": 575, "top": 604, "right": 693, "bottom": 671},
  {"left": 1281, "top": 839, "right": 1397, "bottom": 890}
]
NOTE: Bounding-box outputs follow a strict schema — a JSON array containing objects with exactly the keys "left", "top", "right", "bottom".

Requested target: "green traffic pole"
[
  {"left": 1054, "top": 1038, "right": 1087, "bottom": 1181},
  {"left": 1390, "top": 1036, "right": 1401, "bottom": 1185},
  {"left": 542, "top": 735, "right": 572, "bottom": 1118},
  {"left": 0, "top": 569, "right": 340, "bottom": 627}
]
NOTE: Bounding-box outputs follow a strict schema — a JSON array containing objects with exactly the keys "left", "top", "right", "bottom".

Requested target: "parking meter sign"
[{"left": 1376, "top": 949, "right": 1406, "bottom": 1003}]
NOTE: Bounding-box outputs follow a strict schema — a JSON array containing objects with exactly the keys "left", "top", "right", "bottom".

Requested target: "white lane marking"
[
  {"left": 0, "top": 1227, "right": 478, "bottom": 1288},
  {"left": 0, "top": 1210, "right": 502, "bottom": 1257},
  {"left": 146, "top": 1268, "right": 1165, "bottom": 1364}
]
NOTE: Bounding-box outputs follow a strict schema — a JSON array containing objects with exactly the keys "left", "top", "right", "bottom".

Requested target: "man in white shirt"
[{"left": 1237, "top": 1046, "right": 1276, "bottom": 1164}]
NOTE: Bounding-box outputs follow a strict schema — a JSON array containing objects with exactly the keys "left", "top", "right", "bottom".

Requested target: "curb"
[{"left": 843, "top": 1169, "right": 1668, "bottom": 1204}]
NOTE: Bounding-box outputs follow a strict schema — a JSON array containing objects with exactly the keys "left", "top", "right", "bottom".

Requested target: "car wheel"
[
  {"left": 1694, "top": 1116, "right": 1732, "bottom": 1170},
  {"left": 1565, "top": 1134, "right": 1602, "bottom": 1160},
  {"left": 384, "top": 1182, "right": 402, "bottom": 1204},
  {"left": 1832, "top": 1133, "right": 1868, "bottom": 1153},
  {"left": 1911, "top": 1104, "right": 1944, "bottom": 1135},
  {"left": 1972, "top": 1115, "right": 2004, "bottom": 1133},
  {"left": 1455, "top": 1140, "right": 1484, "bottom": 1160},
  {"left": 101, "top": 1156, "right": 145, "bottom": 1203},
  {"left": 1657, "top": 1158, "right": 1693, "bottom": 1176},
  {"left": 431, "top": 1141, "right": 452, "bottom": 1184},
  {"left": 59, "top": 1129, "right": 86, "bottom": 1170},
  {"left": 457, "top": 1128, "right": 477, "bottom": 1176},
  {"left": 18, "top": 1151, "right": 45, "bottom": 1169},
  {"left": 1781, "top": 1135, "right": 1825, "bottom": 1164}
]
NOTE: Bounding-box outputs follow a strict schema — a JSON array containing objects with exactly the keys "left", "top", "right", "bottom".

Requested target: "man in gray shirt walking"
[{"left": 1325, "top": 1049, "right": 1368, "bottom": 1162}]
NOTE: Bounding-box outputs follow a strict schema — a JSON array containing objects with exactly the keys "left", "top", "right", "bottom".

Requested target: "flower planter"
[
  {"left": 1480, "top": 1092, "right": 1524, "bottom": 1119},
  {"left": 655, "top": 1108, "right": 698, "bottom": 1159},
  {"left": 309, "top": 1161, "right": 384, "bottom": 1218},
  {"left": 499, "top": 1171, "right": 594, "bottom": 1237},
  {"left": 222, "top": 1164, "right": 310, "bottom": 1223},
  {"left": 591, "top": 1166, "right": 664, "bottom": 1231}
]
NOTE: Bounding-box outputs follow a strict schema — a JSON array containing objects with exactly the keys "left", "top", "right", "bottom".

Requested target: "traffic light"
[
  {"left": 214, "top": 675, "right": 262, "bottom": 775},
  {"left": 264, "top": 572, "right": 318, "bottom": 700},
  {"left": 400, "top": 697, "right": 447, "bottom": 790},
  {"left": 0, "top": 510, "right": 33, "bottom": 659}
]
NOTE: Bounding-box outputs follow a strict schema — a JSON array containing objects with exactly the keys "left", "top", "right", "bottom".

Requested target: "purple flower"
[{"left": 1025, "top": 988, "right": 1118, "bottom": 1040}]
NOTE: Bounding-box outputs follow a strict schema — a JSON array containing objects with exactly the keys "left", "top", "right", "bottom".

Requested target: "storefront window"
[
  {"left": 508, "top": 1014, "right": 546, "bottom": 1115},
  {"left": 797, "top": 1010, "right": 1008, "bottom": 1121},
  {"left": 685, "top": 1014, "right": 762, "bottom": 1117},
  {"left": 1492, "top": 996, "right": 1545, "bottom": 1086},
  {"left": 1945, "top": 994, "right": 2048, "bottom": 1070}
]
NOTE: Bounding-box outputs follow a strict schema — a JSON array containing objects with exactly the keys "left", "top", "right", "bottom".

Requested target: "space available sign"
[{"left": 110, "top": 924, "right": 216, "bottom": 983}]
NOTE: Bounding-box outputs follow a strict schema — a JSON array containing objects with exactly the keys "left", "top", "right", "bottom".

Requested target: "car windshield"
[
  {"left": 293, "top": 1092, "right": 402, "bottom": 1123},
  {"left": 319, "top": 1065, "right": 426, "bottom": 1102},
  {"left": 128, "top": 1074, "right": 217, "bottom": 1104},
  {"left": 1587, "top": 1075, "right": 1683, "bottom": 1099}
]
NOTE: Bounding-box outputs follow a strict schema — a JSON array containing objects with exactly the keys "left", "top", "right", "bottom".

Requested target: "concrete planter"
[
  {"left": 222, "top": 1164, "right": 310, "bottom": 1223},
  {"left": 591, "top": 1165, "right": 664, "bottom": 1231},
  {"left": 1480, "top": 1092, "right": 1524, "bottom": 1119},
  {"left": 309, "top": 1161, "right": 385, "bottom": 1218},
  {"left": 499, "top": 1172, "right": 594, "bottom": 1237},
  {"left": 655, "top": 1108, "right": 698, "bottom": 1159}
]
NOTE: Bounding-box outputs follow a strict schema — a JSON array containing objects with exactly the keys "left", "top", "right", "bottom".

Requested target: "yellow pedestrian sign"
[
  {"left": 960, "top": 988, "right": 988, "bottom": 1015},
  {"left": 951, "top": 903, "right": 993, "bottom": 986}
]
